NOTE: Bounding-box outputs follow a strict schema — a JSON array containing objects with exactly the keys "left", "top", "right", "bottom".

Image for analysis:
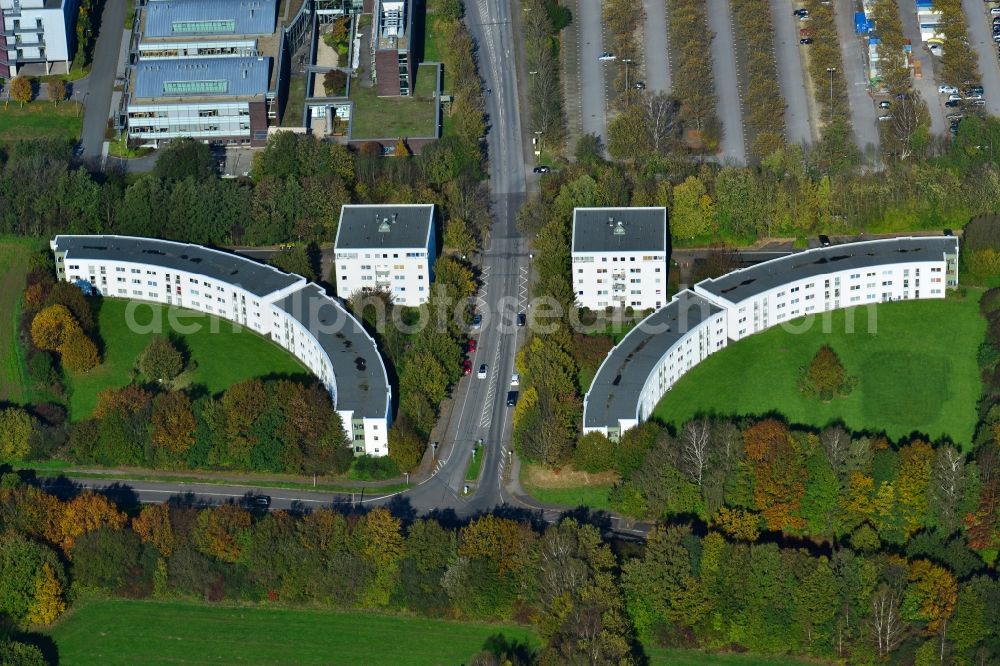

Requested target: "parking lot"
[
  {"left": 962, "top": 0, "right": 1000, "bottom": 117},
  {"left": 772, "top": 0, "right": 817, "bottom": 145},
  {"left": 898, "top": 3, "right": 948, "bottom": 137},
  {"left": 709, "top": 0, "right": 748, "bottom": 164},
  {"left": 642, "top": 0, "right": 672, "bottom": 94},
  {"left": 834, "top": 0, "right": 881, "bottom": 155}
]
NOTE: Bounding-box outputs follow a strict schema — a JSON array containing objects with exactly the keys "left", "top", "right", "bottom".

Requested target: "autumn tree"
[
  {"left": 150, "top": 391, "right": 197, "bottom": 457},
  {"left": 58, "top": 328, "right": 100, "bottom": 373},
  {"left": 138, "top": 335, "right": 184, "bottom": 381},
  {"left": 194, "top": 503, "right": 252, "bottom": 563},
  {"left": 9, "top": 75, "right": 31, "bottom": 106},
  {"left": 357, "top": 507, "right": 404, "bottom": 607},
  {"left": 25, "top": 562, "right": 66, "bottom": 625},
  {"left": 132, "top": 503, "right": 175, "bottom": 556},
  {"left": 94, "top": 384, "right": 153, "bottom": 419},
  {"left": 0, "top": 407, "right": 37, "bottom": 461},
  {"left": 30, "top": 304, "right": 80, "bottom": 350},
  {"left": 388, "top": 423, "right": 424, "bottom": 471},
  {"left": 0, "top": 532, "right": 65, "bottom": 624},
  {"left": 743, "top": 419, "right": 807, "bottom": 531},
  {"left": 906, "top": 559, "right": 958, "bottom": 635},
  {"left": 47, "top": 79, "right": 66, "bottom": 106},
  {"left": 800, "top": 344, "right": 854, "bottom": 400},
  {"left": 57, "top": 492, "right": 127, "bottom": 552}
]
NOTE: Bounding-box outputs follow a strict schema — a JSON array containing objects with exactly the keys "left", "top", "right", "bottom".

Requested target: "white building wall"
[
  {"left": 127, "top": 101, "right": 252, "bottom": 141},
  {"left": 335, "top": 245, "right": 432, "bottom": 307},
  {"left": 53, "top": 245, "right": 391, "bottom": 456},
  {"left": 1, "top": 0, "right": 75, "bottom": 74},
  {"left": 572, "top": 250, "right": 668, "bottom": 311}
]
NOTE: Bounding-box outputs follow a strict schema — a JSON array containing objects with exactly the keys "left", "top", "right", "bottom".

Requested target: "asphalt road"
[
  {"left": 707, "top": 0, "right": 747, "bottom": 165},
  {"left": 642, "top": 0, "right": 672, "bottom": 94},
  {"left": 79, "top": 0, "right": 126, "bottom": 160},
  {"left": 577, "top": 0, "right": 609, "bottom": 142},
  {"left": 833, "top": 0, "right": 881, "bottom": 155},
  {"left": 771, "top": 0, "right": 815, "bottom": 145},
  {"left": 962, "top": 0, "right": 1000, "bottom": 117},
  {"left": 898, "top": 2, "right": 947, "bottom": 137}
]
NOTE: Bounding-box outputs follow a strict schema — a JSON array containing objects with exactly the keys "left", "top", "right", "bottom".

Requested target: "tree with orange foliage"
[
  {"left": 742, "top": 418, "right": 807, "bottom": 531},
  {"left": 30, "top": 304, "right": 80, "bottom": 350},
  {"left": 221, "top": 379, "right": 267, "bottom": 466},
  {"left": 151, "top": 391, "right": 197, "bottom": 457},
  {"left": 906, "top": 559, "right": 957, "bottom": 635},
  {"left": 22, "top": 282, "right": 50, "bottom": 313},
  {"left": 132, "top": 504, "right": 175, "bottom": 556},
  {"left": 194, "top": 503, "right": 252, "bottom": 563},
  {"left": 964, "top": 478, "right": 999, "bottom": 551},
  {"left": 58, "top": 327, "right": 100, "bottom": 373},
  {"left": 58, "top": 492, "right": 127, "bottom": 552},
  {"left": 93, "top": 384, "right": 153, "bottom": 419},
  {"left": 458, "top": 515, "right": 536, "bottom": 576}
]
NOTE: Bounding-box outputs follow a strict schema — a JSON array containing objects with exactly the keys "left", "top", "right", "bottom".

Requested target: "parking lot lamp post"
[{"left": 622, "top": 58, "right": 633, "bottom": 91}]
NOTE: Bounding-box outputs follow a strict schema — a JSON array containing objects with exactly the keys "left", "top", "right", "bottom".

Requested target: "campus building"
[
  {"left": 583, "top": 236, "right": 960, "bottom": 438},
  {"left": 125, "top": 0, "right": 281, "bottom": 146},
  {"left": 571, "top": 207, "right": 669, "bottom": 312},
  {"left": 333, "top": 204, "right": 436, "bottom": 307},
  {"left": 0, "top": 0, "right": 78, "bottom": 77},
  {"left": 370, "top": 0, "right": 412, "bottom": 96},
  {"left": 50, "top": 235, "right": 392, "bottom": 456}
]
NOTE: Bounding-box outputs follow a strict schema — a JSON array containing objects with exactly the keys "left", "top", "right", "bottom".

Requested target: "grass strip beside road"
[{"left": 465, "top": 442, "right": 484, "bottom": 482}]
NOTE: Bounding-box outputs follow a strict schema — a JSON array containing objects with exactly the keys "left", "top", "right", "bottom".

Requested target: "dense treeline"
[
  {"left": 666, "top": 0, "right": 720, "bottom": 149},
  {"left": 0, "top": 474, "right": 997, "bottom": 664},
  {"left": 870, "top": 0, "right": 931, "bottom": 159},
  {"left": 0, "top": 129, "right": 488, "bottom": 249},
  {"left": 937, "top": 0, "right": 981, "bottom": 91},
  {"left": 731, "top": 0, "right": 786, "bottom": 160},
  {"left": 522, "top": 0, "right": 568, "bottom": 151}
]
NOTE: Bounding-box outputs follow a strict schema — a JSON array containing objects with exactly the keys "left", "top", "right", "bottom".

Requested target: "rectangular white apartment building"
[
  {"left": 334, "top": 204, "right": 436, "bottom": 307},
  {"left": 571, "top": 207, "right": 669, "bottom": 311},
  {"left": 0, "top": 0, "right": 78, "bottom": 77}
]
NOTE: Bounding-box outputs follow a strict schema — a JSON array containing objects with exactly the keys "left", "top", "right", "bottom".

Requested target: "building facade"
[
  {"left": 125, "top": 0, "right": 280, "bottom": 146},
  {"left": 583, "top": 236, "right": 960, "bottom": 438},
  {"left": 50, "top": 235, "right": 392, "bottom": 456},
  {"left": 0, "top": 0, "right": 78, "bottom": 77},
  {"left": 571, "top": 207, "right": 669, "bottom": 312},
  {"left": 334, "top": 204, "right": 436, "bottom": 307}
]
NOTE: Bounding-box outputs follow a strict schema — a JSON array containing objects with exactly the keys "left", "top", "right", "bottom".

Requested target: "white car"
[
  {"left": 939, "top": 84, "right": 958, "bottom": 94},
  {"left": 992, "top": 6, "right": 1000, "bottom": 13},
  {"left": 511, "top": 373, "right": 520, "bottom": 386},
  {"left": 948, "top": 93, "right": 963, "bottom": 101},
  {"left": 598, "top": 52, "right": 616, "bottom": 61},
  {"left": 477, "top": 363, "right": 488, "bottom": 379}
]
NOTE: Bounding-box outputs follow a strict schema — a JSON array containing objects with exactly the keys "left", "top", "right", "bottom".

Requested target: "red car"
[
  {"left": 467, "top": 339, "right": 477, "bottom": 353},
  {"left": 462, "top": 359, "right": 473, "bottom": 376}
]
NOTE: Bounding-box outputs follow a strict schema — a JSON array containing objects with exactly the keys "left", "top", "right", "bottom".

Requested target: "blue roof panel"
[
  {"left": 133, "top": 57, "right": 271, "bottom": 99},
  {"left": 144, "top": 0, "right": 277, "bottom": 37}
]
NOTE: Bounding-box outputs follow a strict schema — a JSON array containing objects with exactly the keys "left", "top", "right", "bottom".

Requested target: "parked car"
[
  {"left": 945, "top": 99, "right": 961, "bottom": 107},
  {"left": 878, "top": 114, "right": 893, "bottom": 121},
  {"left": 462, "top": 359, "right": 473, "bottom": 375},
  {"left": 467, "top": 339, "right": 477, "bottom": 353},
  {"left": 879, "top": 100, "right": 891, "bottom": 109},
  {"left": 946, "top": 113, "right": 964, "bottom": 120},
  {"left": 799, "top": 27, "right": 813, "bottom": 36},
  {"left": 939, "top": 84, "right": 958, "bottom": 94},
  {"left": 948, "top": 93, "right": 963, "bottom": 101},
  {"left": 992, "top": 6, "right": 1000, "bottom": 13},
  {"left": 968, "top": 85, "right": 984, "bottom": 95},
  {"left": 511, "top": 373, "right": 520, "bottom": 386},
  {"left": 532, "top": 165, "right": 551, "bottom": 173},
  {"left": 798, "top": 13, "right": 810, "bottom": 20},
  {"left": 477, "top": 363, "right": 488, "bottom": 379},
  {"left": 517, "top": 312, "right": 526, "bottom": 327},
  {"left": 972, "top": 99, "right": 987, "bottom": 106},
  {"left": 598, "top": 51, "right": 616, "bottom": 61},
  {"left": 800, "top": 38, "right": 813, "bottom": 44},
  {"left": 818, "top": 234, "right": 831, "bottom": 247},
  {"left": 634, "top": 81, "right": 646, "bottom": 90},
  {"left": 506, "top": 391, "right": 518, "bottom": 407},
  {"left": 471, "top": 313, "right": 482, "bottom": 329}
]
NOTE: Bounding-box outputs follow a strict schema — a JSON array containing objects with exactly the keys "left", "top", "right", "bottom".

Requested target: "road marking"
[{"left": 479, "top": 333, "right": 503, "bottom": 429}]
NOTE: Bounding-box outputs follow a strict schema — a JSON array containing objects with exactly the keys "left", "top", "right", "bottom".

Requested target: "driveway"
[
  {"left": 770, "top": 0, "right": 815, "bottom": 145},
  {"left": 898, "top": 1, "right": 947, "bottom": 136},
  {"left": 833, "top": 0, "right": 880, "bottom": 155},
  {"left": 707, "top": 0, "right": 747, "bottom": 164},
  {"left": 962, "top": 0, "right": 1000, "bottom": 116},
  {"left": 79, "top": 0, "right": 126, "bottom": 159},
  {"left": 577, "top": 0, "right": 609, "bottom": 143},
  {"left": 642, "top": 0, "right": 671, "bottom": 94}
]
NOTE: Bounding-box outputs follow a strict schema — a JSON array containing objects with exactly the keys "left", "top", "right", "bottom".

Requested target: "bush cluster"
[
  {"left": 667, "top": 0, "right": 719, "bottom": 149},
  {"left": 731, "top": 0, "right": 787, "bottom": 160}
]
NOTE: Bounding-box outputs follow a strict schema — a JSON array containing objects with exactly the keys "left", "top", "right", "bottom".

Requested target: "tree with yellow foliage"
[
  {"left": 58, "top": 492, "right": 127, "bottom": 552},
  {"left": 58, "top": 327, "right": 100, "bottom": 373},
  {"left": 132, "top": 504, "right": 175, "bottom": 556},
  {"left": 194, "top": 504, "right": 251, "bottom": 563},
  {"left": 30, "top": 304, "right": 80, "bottom": 351},
  {"left": 25, "top": 562, "right": 65, "bottom": 625}
]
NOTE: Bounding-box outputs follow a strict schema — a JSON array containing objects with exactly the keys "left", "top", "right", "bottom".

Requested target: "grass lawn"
[
  {"left": 655, "top": 296, "right": 985, "bottom": 447},
  {"left": 65, "top": 299, "right": 307, "bottom": 421},
  {"left": 521, "top": 463, "right": 618, "bottom": 511},
  {"left": 281, "top": 75, "right": 306, "bottom": 128},
  {"left": 0, "top": 101, "right": 83, "bottom": 143},
  {"left": 647, "top": 646, "right": 820, "bottom": 666},
  {"left": 45, "top": 599, "right": 539, "bottom": 665},
  {"left": 0, "top": 238, "right": 40, "bottom": 403},
  {"left": 465, "top": 441, "right": 484, "bottom": 481},
  {"left": 349, "top": 64, "right": 438, "bottom": 139}
]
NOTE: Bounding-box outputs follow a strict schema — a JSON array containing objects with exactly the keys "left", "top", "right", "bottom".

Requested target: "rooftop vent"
[{"left": 377, "top": 213, "right": 394, "bottom": 233}]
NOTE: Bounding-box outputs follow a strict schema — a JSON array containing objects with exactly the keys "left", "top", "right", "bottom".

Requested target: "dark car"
[
  {"left": 467, "top": 339, "right": 477, "bottom": 353},
  {"left": 634, "top": 81, "right": 646, "bottom": 90},
  {"left": 532, "top": 166, "right": 551, "bottom": 174},
  {"left": 944, "top": 229, "right": 954, "bottom": 236},
  {"left": 471, "top": 313, "right": 482, "bottom": 328},
  {"left": 355, "top": 357, "right": 367, "bottom": 371},
  {"left": 73, "top": 144, "right": 85, "bottom": 158},
  {"left": 800, "top": 38, "right": 813, "bottom": 44},
  {"left": 506, "top": 391, "right": 518, "bottom": 407},
  {"left": 517, "top": 312, "right": 526, "bottom": 327},
  {"left": 945, "top": 99, "right": 961, "bottom": 107},
  {"left": 250, "top": 495, "right": 271, "bottom": 508},
  {"left": 793, "top": 7, "right": 808, "bottom": 15},
  {"left": 968, "top": 85, "right": 984, "bottom": 95},
  {"left": 818, "top": 234, "right": 831, "bottom": 247}
]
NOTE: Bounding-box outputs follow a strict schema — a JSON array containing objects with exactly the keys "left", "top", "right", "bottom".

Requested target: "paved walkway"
[{"left": 80, "top": 0, "right": 126, "bottom": 158}]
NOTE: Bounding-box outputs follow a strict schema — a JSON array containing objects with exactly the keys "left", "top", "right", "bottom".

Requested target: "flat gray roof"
[
  {"left": 52, "top": 235, "right": 303, "bottom": 297},
  {"left": 584, "top": 290, "right": 722, "bottom": 429},
  {"left": 144, "top": 0, "right": 278, "bottom": 37},
  {"left": 335, "top": 204, "right": 435, "bottom": 250},
  {"left": 133, "top": 57, "right": 271, "bottom": 99},
  {"left": 572, "top": 207, "right": 667, "bottom": 254},
  {"left": 697, "top": 236, "right": 959, "bottom": 303},
  {"left": 272, "top": 284, "right": 390, "bottom": 420}
]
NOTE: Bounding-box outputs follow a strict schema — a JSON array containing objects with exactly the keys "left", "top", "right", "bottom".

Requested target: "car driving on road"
[{"left": 477, "top": 363, "right": 488, "bottom": 379}]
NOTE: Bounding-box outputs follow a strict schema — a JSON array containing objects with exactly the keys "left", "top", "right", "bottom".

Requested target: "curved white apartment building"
[
  {"left": 51, "top": 235, "right": 392, "bottom": 456},
  {"left": 583, "top": 236, "right": 960, "bottom": 439}
]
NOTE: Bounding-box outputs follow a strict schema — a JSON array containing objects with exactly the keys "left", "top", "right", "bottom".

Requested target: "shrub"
[
  {"left": 138, "top": 336, "right": 184, "bottom": 382},
  {"left": 350, "top": 454, "right": 399, "bottom": 480},
  {"left": 573, "top": 431, "right": 615, "bottom": 472}
]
